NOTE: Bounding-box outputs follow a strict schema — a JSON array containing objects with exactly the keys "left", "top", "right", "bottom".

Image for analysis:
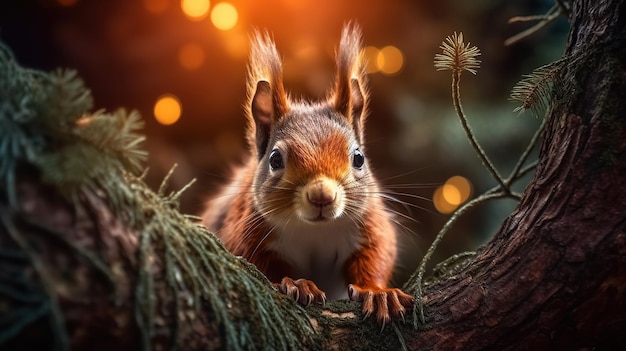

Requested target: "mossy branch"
[
  {"left": 0, "top": 42, "right": 316, "bottom": 351},
  {"left": 405, "top": 191, "right": 509, "bottom": 326}
]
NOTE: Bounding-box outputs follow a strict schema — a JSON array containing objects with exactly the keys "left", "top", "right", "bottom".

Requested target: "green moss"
[{"left": 0, "top": 42, "right": 315, "bottom": 350}]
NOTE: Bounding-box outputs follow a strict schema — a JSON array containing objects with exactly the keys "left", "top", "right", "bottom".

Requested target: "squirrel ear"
[
  {"left": 349, "top": 78, "right": 366, "bottom": 143},
  {"left": 247, "top": 31, "right": 289, "bottom": 159},
  {"left": 251, "top": 80, "right": 273, "bottom": 157},
  {"left": 333, "top": 23, "right": 367, "bottom": 143}
]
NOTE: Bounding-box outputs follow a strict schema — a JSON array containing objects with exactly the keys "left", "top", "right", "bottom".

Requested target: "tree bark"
[
  {"left": 399, "top": 0, "right": 626, "bottom": 348},
  {"left": 1, "top": 0, "right": 625, "bottom": 350}
]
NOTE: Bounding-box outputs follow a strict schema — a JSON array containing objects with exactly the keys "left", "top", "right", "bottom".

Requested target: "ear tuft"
[
  {"left": 246, "top": 31, "right": 289, "bottom": 158},
  {"left": 333, "top": 22, "right": 369, "bottom": 142}
]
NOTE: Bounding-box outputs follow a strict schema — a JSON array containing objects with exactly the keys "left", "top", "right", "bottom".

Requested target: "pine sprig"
[
  {"left": 434, "top": 32, "right": 481, "bottom": 75},
  {"left": 510, "top": 59, "right": 565, "bottom": 117},
  {"left": 75, "top": 109, "right": 147, "bottom": 174},
  {"left": 37, "top": 68, "right": 94, "bottom": 131},
  {"left": 0, "top": 42, "right": 147, "bottom": 197},
  {"left": 409, "top": 32, "right": 547, "bottom": 329}
]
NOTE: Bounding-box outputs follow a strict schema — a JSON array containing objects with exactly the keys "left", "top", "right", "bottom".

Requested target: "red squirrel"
[{"left": 202, "top": 23, "right": 413, "bottom": 325}]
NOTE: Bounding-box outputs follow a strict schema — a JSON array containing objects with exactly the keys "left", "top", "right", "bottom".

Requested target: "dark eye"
[
  {"left": 352, "top": 149, "right": 365, "bottom": 169},
  {"left": 269, "top": 149, "right": 284, "bottom": 170}
]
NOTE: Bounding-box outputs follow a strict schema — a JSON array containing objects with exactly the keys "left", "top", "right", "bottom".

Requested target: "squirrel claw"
[
  {"left": 275, "top": 277, "right": 326, "bottom": 306},
  {"left": 348, "top": 284, "right": 413, "bottom": 327}
]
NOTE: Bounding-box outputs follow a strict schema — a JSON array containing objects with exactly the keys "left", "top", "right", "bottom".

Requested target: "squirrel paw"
[
  {"left": 348, "top": 284, "right": 414, "bottom": 327},
  {"left": 274, "top": 277, "right": 327, "bottom": 306}
]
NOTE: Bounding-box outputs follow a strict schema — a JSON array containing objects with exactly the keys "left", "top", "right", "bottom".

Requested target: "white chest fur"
[{"left": 267, "top": 217, "right": 362, "bottom": 300}]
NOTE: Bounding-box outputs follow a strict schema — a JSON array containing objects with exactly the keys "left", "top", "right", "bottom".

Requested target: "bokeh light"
[
  {"left": 210, "top": 2, "right": 238, "bottom": 31},
  {"left": 223, "top": 31, "right": 249, "bottom": 59},
  {"left": 446, "top": 176, "right": 472, "bottom": 203},
  {"left": 433, "top": 176, "right": 472, "bottom": 214},
  {"left": 178, "top": 43, "right": 205, "bottom": 70},
  {"left": 144, "top": 0, "right": 169, "bottom": 14},
  {"left": 376, "top": 45, "right": 404, "bottom": 75},
  {"left": 154, "top": 94, "right": 182, "bottom": 125},
  {"left": 433, "top": 186, "right": 458, "bottom": 214},
  {"left": 3, "top": 0, "right": 569, "bottom": 283},
  {"left": 363, "top": 46, "right": 380, "bottom": 74},
  {"left": 181, "top": 0, "right": 210, "bottom": 20},
  {"left": 442, "top": 183, "right": 462, "bottom": 205}
]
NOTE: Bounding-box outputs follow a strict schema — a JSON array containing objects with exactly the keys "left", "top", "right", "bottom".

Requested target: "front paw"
[
  {"left": 348, "top": 284, "right": 414, "bottom": 326},
  {"left": 274, "top": 277, "right": 327, "bottom": 306}
]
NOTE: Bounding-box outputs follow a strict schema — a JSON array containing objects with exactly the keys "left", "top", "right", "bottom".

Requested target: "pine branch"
[
  {"left": 433, "top": 33, "right": 506, "bottom": 191},
  {"left": 510, "top": 58, "right": 566, "bottom": 117},
  {"left": 75, "top": 109, "right": 148, "bottom": 174},
  {"left": 0, "top": 43, "right": 317, "bottom": 350},
  {"left": 408, "top": 32, "right": 548, "bottom": 327}
]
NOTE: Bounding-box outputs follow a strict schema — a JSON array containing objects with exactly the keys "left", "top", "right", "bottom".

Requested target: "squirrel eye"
[
  {"left": 269, "top": 149, "right": 284, "bottom": 170},
  {"left": 352, "top": 149, "right": 365, "bottom": 169}
]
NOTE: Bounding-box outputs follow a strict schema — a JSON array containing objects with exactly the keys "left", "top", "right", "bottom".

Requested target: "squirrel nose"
[{"left": 306, "top": 178, "right": 337, "bottom": 207}]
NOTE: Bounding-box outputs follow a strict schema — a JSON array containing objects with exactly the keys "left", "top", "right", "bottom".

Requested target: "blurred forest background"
[{"left": 0, "top": 0, "right": 568, "bottom": 282}]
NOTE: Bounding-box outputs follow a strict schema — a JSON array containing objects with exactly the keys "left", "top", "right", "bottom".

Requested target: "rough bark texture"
[
  {"left": 405, "top": 0, "right": 626, "bottom": 348},
  {"left": 1, "top": 0, "right": 625, "bottom": 350}
]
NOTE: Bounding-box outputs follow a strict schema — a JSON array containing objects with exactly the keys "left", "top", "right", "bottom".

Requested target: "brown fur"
[{"left": 202, "top": 23, "right": 412, "bottom": 325}]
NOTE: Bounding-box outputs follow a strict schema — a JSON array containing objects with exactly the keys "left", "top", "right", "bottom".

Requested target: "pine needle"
[{"left": 510, "top": 59, "right": 566, "bottom": 117}]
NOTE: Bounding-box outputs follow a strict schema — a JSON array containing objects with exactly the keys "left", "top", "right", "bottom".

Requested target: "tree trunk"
[
  {"left": 402, "top": 0, "right": 626, "bottom": 348},
  {"left": 1, "top": 0, "right": 625, "bottom": 350}
]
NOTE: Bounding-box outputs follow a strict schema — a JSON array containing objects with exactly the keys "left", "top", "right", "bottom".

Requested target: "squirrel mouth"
[
  {"left": 299, "top": 202, "right": 343, "bottom": 223},
  {"left": 305, "top": 213, "right": 327, "bottom": 223},
  {"left": 306, "top": 210, "right": 331, "bottom": 223}
]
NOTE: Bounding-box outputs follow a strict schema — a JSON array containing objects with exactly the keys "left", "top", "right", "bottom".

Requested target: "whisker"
[
  {"left": 343, "top": 197, "right": 418, "bottom": 239},
  {"left": 342, "top": 204, "right": 366, "bottom": 229},
  {"left": 381, "top": 183, "right": 442, "bottom": 189},
  {"left": 351, "top": 190, "right": 433, "bottom": 204},
  {"left": 377, "top": 165, "right": 434, "bottom": 183},
  {"left": 377, "top": 192, "right": 422, "bottom": 206},
  {"left": 387, "top": 215, "right": 420, "bottom": 238},
  {"left": 344, "top": 183, "right": 440, "bottom": 218},
  {"left": 249, "top": 225, "right": 276, "bottom": 261},
  {"left": 198, "top": 169, "right": 240, "bottom": 181}
]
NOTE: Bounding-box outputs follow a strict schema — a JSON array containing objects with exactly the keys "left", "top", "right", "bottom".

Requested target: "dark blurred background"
[{"left": 0, "top": 0, "right": 568, "bottom": 280}]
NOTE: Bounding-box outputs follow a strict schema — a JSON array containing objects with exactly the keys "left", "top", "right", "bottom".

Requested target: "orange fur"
[
  {"left": 202, "top": 23, "right": 413, "bottom": 325},
  {"left": 286, "top": 131, "right": 351, "bottom": 183}
]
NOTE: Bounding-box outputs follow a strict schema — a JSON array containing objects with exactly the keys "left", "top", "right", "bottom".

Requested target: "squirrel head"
[{"left": 245, "top": 23, "right": 375, "bottom": 226}]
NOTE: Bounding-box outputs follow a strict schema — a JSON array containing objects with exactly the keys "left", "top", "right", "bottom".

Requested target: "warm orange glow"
[
  {"left": 211, "top": 2, "right": 238, "bottom": 31},
  {"left": 363, "top": 46, "right": 380, "bottom": 74},
  {"left": 433, "top": 186, "right": 457, "bottom": 214},
  {"left": 178, "top": 43, "right": 205, "bottom": 70},
  {"left": 223, "top": 31, "right": 249, "bottom": 59},
  {"left": 434, "top": 176, "right": 473, "bottom": 214},
  {"left": 181, "top": 0, "right": 210, "bottom": 20},
  {"left": 144, "top": 0, "right": 169, "bottom": 14},
  {"left": 446, "top": 176, "right": 472, "bottom": 203},
  {"left": 57, "top": 0, "right": 78, "bottom": 6},
  {"left": 154, "top": 95, "right": 182, "bottom": 125},
  {"left": 376, "top": 45, "right": 404, "bottom": 75},
  {"left": 442, "top": 183, "right": 462, "bottom": 205}
]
